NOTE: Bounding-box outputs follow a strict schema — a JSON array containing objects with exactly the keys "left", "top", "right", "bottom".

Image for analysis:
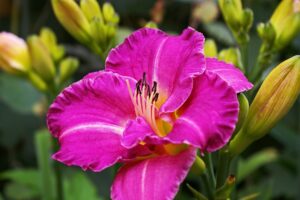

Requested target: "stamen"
[{"left": 126, "top": 73, "right": 163, "bottom": 136}]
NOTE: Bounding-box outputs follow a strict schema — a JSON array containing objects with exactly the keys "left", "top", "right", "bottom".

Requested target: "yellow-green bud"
[
  {"left": 241, "top": 9, "right": 253, "bottom": 32},
  {"left": 145, "top": 21, "right": 158, "bottom": 29},
  {"left": 190, "top": 156, "right": 206, "bottom": 176},
  {"left": 27, "top": 36, "right": 56, "bottom": 82},
  {"left": 80, "top": 0, "right": 103, "bottom": 22},
  {"left": 0, "top": 32, "right": 31, "bottom": 75},
  {"left": 102, "top": 2, "right": 119, "bottom": 24},
  {"left": 27, "top": 71, "right": 48, "bottom": 92},
  {"left": 218, "top": 48, "right": 244, "bottom": 71},
  {"left": 229, "top": 56, "right": 300, "bottom": 156},
  {"left": 51, "top": 0, "right": 92, "bottom": 44},
  {"left": 257, "top": 22, "right": 276, "bottom": 45},
  {"left": 204, "top": 39, "right": 218, "bottom": 57},
  {"left": 39, "top": 27, "right": 65, "bottom": 62},
  {"left": 234, "top": 93, "right": 249, "bottom": 135},
  {"left": 270, "top": 0, "right": 300, "bottom": 50},
  {"left": 59, "top": 57, "right": 79, "bottom": 84},
  {"left": 90, "top": 17, "right": 107, "bottom": 47},
  {"left": 218, "top": 0, "right": 243, "bottom": 31}
]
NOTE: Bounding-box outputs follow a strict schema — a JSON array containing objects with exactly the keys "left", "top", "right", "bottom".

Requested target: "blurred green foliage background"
[{"left": 0, "top": 0, "right": 299, "bottom": 199}]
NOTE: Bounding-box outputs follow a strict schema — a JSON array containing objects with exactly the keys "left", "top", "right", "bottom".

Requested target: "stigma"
[{"left": 126, "top": 73, "right": 163, "bottom": 136}]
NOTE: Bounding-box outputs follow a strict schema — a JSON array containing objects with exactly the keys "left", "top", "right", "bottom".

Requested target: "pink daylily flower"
[{"left": 47, "top": 27, "right": 252, "bottom": 200}]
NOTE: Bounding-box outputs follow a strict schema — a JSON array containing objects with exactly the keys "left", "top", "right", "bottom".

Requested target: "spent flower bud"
[
  {"left": 0, "top": 32, "right": 31, "bottom": 75},
  {"left": 229, "top": 56, "right": 300, "bottom": 156}
]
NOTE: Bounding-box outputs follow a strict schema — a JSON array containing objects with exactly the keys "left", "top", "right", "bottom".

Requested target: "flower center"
[{"left": 126, "top": 73, "right": 164, "bottom": 136}]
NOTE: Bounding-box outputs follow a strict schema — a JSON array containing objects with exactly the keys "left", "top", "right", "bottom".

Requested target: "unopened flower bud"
[
  {"left": 218, "top": 48, "right": 244, "bottom": 71},
  {"left": 39, "top": 27, "right": 65, "bottom": 62},
  {"left": 204, "top": 39, "right": 218, "bottom": 57},
  {"left": 234, "top": 93, "right": 249, "bottom": 135},
  {"left": 102, "top": 2, "right": 119, "bottom": 24},
  {"left": 229, "top": 56, "right": 300, "bottom": 156},
  {"left": 80, "top": 0, "right": 103, "bottom": 22},
  {"left": 59, "top": 57, "right": 79, "bottom": 84},
  {"left": 257, "top": 22, "right": 276, "bottom": 45},
  {"left": 0, "top": 32, "right": 31, "bottom": 75},
  {"left": 27, "top": 71, "right": 48, "bottom": 92},
  {"left": 218, "top": 0, "right": 243, "bottom": 31},
  {"left": 241, "top": 9, "right": 253, "bottom": 31},
  {"left": 27, "top": 36, "right": 56, "bottom": 82},
  {"left": 51, "top": 0, "right": 92, "bottom": 44},
  {"left": 270, "top": 0, "right": 300, "bottom": 50}
]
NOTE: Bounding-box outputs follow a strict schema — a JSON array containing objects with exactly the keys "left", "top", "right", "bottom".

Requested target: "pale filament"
[{"left": 126, "top": 76, "right": 162, "bottom": 136}]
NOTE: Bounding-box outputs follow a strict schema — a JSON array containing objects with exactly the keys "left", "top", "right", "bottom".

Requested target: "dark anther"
[
  {"left": 147, "top": 85, "right": 151, "bottom": 97},
  {"left": 142, "top": 72, "right": 146, "bottom": 85},
  {"left": 136, "top": 80, "right": 142, "bottom": 94},
  {"left": 152, "top": 93, "right": 159, "bottom": 103},
  {"left": 152, "top": 81, "right": 157, "bottom": 93}
]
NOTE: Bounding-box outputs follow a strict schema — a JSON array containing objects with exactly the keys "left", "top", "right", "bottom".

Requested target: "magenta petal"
[
  {"left": 106, "top": 27, "right": 205, "bottom": 112},
  {"left": 206, "top": 58, "right": 253, "bottom": 93},
  {"left": 111, "top": 147, "right": 196, "bottom": 200},
  {"left": 121, "top": 117, "right": 168, "bottom": 148},
  {"left": 47, "top": 72, "right": 137, "bottom": 171},
  {"left": 166, "top": 72, "right": 239, "bottom": 152}
]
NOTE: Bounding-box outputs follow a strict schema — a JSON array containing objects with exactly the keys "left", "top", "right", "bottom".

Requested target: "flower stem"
[
  {"left": 203, "top": 153, "right": 216, "bottom": 189},
  {"left": 216, "top": 148, "right": 231, "bottom": 189},
  {"left": 240, "top": 43, "right": 249, "bottom": 74}
]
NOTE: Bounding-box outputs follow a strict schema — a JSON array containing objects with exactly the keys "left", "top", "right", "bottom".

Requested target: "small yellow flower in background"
[
  {"left": 0, "top": 32, "right": 31, "bottom": 75},
  {"left": 270, "top": 0, "right": 300, "bottom": 50},
  {"left": 229, "top": 56, "right": 300, "bottom": 156}
]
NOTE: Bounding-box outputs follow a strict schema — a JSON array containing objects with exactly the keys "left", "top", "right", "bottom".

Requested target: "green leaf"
[
  {"left": 0, "top": 73, "right": 41, "bottom": 114},
  {"left": 237, "top": 148, "right": 278, "bottom": 182},
  {"left": 186, "top": 184, "right": 208, "bottom": 200},
  {"left": 203, "top": 22, "right": 235, "bottom": 45},
  {"left": 64, "top": 172, "right": 101, "bottom": 200},
  {"left": 0, "top": 169, "right": 40, "bottom": 188},
  {"left": 4, "top": 182, "right": 40, "bottom": 200}
]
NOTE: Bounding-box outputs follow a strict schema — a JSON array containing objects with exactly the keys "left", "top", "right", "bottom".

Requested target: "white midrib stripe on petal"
[
  {"left": 60, "top": 123, "right": 124, "bottom": 137},
  {"left": 152, "top": 37, "right": 168, "bottom": 82},
  {"left": 141, "top": 160, "right": 149, "bottom": 200}
]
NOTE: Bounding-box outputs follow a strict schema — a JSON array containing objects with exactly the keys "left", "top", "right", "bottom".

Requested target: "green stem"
[
  {"left": 202, "top": 171, "right": 215, "bottom": 200},
  {"left": 240, "top": 43, "right": 249, "bottom": 74},
  {"left": 216, "top": 148, "right": 231, "bottom": 189},
  {"left": 203, "top": 153, "right": 216, "bottom": 189}
]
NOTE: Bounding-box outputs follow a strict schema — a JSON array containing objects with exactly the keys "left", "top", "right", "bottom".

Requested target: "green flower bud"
[
  {"left": 218, "top": 0, "right": 243, "bottom": 31},
  {"left": 234, "top": 93, "right": 249, "bottom": 135},
  {"left": 90, "top": 17, "right": 107, "bottom": 47},
  {"left": 257, "top": 22, "right": 276, "bottom": 45},
  {"left": 218, "top": 48, "right": 244, "bottom": 71},
  {"left": 39, "top": 27, "right": 65, "bottom": 62},
  {"left": 27, "top": 71, "right": 48, "bottom": 92},
  {"left": 229, "top": 56, "right": 300, "bottom": 156},
  {"left": 204, "top": 39, "right": 218, "bottom": 57},
  {"left": 0, "top": 32, "right": 31, "bottom": 75},
  {"left": 80, "top": 0, "right": 103, "bottom": 22},
  {"left": 59, "top": 57, "right": 79, "bottom": 84},
  {"left": 27, "top": 36, "right": 56, "bottom": 82},
  {"left": 102, "top": 2, "right": 119, "bottom": 24},
  {"left": 270, "top": 0, "right": 300, "bottom": 50},
  {"left": 241, "top": 9, "right": 253, "bottom": 32},
  {"left": 190, "top": 156, "right": 206, "bottom": 176},
  {"left": 51, "top": 0, "right": 92, "bottom": 44}
]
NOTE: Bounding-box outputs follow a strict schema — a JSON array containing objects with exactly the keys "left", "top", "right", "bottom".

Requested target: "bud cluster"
[
  {"left": 0, "top": 28, "right": 79, "bottom": 92},
  {"left": 52, "top": 0, "right": 119, "bottom": 57}
]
